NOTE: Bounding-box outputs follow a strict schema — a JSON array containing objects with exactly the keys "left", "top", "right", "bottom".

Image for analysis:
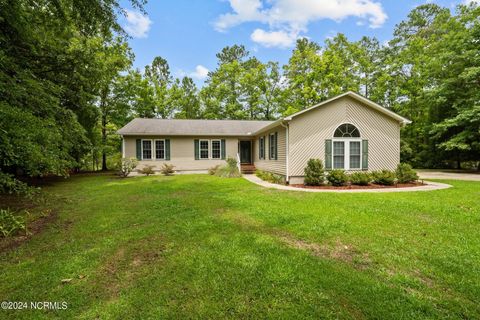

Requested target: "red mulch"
[{"left": 290, "top": 182, "right": 424, "bottom": 190}]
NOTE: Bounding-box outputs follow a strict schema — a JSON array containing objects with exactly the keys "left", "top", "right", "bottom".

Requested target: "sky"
[{"left": 119, "top": 0, "right": 474, "bottom": 86}]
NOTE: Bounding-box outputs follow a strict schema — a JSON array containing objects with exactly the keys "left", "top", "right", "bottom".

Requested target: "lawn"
[{"left": 1, "top": 173, "right": 479, "bottom": 319}]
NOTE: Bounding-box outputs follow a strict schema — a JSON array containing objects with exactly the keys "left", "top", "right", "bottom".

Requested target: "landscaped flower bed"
[
  {"left": 290, "top": 181, "right": 424, "bottom": 190},
  {"left": 291, "top": 160, "right": 421, "bottom": 189}
]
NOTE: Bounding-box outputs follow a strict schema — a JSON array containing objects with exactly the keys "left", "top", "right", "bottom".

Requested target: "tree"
[
  {"left": 202, "top": 45, "right": 250, "bottom": 119},
  {"left": 96, "top": 38, "right": 133, "bottom": 170},
  {"left": 173, "top": 77, "right": 202, "bottom": 119},
  {"left": 283, "top": 38, "right": 324, "bottom": 115},
  {"left": 0, "top": 0, "right": 143, "bottom": 191},
  {"left": 145, "top": 56, "right": 175, "bottom": 118}
]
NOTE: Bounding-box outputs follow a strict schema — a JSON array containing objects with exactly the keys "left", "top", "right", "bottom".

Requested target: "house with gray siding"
[{"left": 118, "top": 91, "right": 411, "bottom": 184}]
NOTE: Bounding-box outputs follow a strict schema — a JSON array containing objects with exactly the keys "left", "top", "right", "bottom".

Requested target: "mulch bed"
[{"left": 290, "top": 182, "right": 424, "bottom": 190}]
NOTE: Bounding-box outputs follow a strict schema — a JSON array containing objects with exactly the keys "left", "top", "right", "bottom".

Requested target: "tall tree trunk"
[
  {"left": 101, "top": 112, "right": 107, "bottom": 171},
  {"left": 101, "top": 88, "right": 108, "bottom": 171}
]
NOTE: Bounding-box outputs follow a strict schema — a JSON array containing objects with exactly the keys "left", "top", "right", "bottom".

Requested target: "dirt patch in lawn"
[
  {"left": 278, "top": 235, "right": 371, "bottom": 269},
  {"left": 213, "top": 208, "right": 372, "bottom": 269},
  {"left": 96, "top": 236, "right": 166, "bottom": 299},
  {"left": 290, "top": 182, "right": 424, "bottom": 190}
]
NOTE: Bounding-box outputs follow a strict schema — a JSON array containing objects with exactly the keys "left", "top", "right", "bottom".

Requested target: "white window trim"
[
  {"left": 199, "top": 139, "right": 210, "bottom": 160},
  {"left": 141, "top": 139, "right": 153, "bottom": 160},
  {"left": 154, "top": 139, "right": 166, "bottom": 160},
  {"left": 211, "top": 139, "right": 222, "bottom": 160},
  {"left": 332, "top": 138, "right": 362, "bottom": 170}
]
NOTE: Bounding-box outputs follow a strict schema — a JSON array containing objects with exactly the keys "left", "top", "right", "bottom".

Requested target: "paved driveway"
[{"left": 417, "top": 170, "right": 480, "bottom": 181}]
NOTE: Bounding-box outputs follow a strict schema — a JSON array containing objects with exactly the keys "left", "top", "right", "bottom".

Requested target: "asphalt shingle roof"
[{"left": 117, "top": 118, "right": 275, "bottom": 136}]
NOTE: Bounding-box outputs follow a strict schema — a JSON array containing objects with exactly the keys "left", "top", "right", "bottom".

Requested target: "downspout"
[
  {"left": 280, "top": 121, "right": 289, "bottom": 183},
  {"left": 121, "top": 135, "right": 125, "bottom": 158}
]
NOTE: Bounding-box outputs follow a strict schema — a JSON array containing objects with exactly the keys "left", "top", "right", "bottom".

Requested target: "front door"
[{"left": 239, "top": 141, "right": 252, "bottom": 164}]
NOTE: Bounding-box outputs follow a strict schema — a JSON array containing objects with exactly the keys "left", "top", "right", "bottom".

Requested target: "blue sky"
[{"left": 120, "top": 0, "right": 469, "bottom": 86}]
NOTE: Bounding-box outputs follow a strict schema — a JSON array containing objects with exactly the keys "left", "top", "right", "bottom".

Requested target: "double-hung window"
[
  {"left": 142, "top": 140, "right": 152, "bottom": 160},
  {"left": 333, "top": 141, "right": 345, "bottom": 169},
  {"left": 199, "top": 140, "right": 209, "bottom": 159},
  {"left": 211, "top": 140, "right": 221, "bottom": 159},
  {"left": 155, "top": 140, "right": 165, "bottom": 160},
  {"left": 349, "top": 141, "right": 361, "bottom": 169}
]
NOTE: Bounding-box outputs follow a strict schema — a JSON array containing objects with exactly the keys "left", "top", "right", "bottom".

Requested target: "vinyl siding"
[
  {"left": 123, "top": 136, "right": 238, "bottom": 171},
  {"left": 253, "top": 125, "right": 287, "bottom": 175},
  {"left": 288, "top": 96, "right": 401, "bottom": 180}
]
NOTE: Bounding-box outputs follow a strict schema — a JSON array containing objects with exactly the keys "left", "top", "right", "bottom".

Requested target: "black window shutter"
[
  {"left": 194, "top": 139, "right": 199, "bottom": 160},
  {"left": 221, "top": 139, "right": 226, "bottom": 159},
  {"left": 165, "top": 139, "right": 171, "bottom": 160},
  {"left": 274, "top": 132, "right": 278, "bottom": 160},
  {"left": 362, "top": 140, "right": 368, "bottom": 170},
  {"left": 325, "top": 139, "right": 332, "bottom": 169},
  {"left": 136, "top": 139, "right": 141, "bottom": 160}
]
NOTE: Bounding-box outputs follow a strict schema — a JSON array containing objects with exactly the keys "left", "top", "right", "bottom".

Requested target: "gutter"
[{"left": 121, "top": 135, "right": 125, "bottom": 158}]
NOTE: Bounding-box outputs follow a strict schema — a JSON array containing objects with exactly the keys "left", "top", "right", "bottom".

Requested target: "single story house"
[{"left": 118, "top": 91, "right": 411, "bottom": 184}]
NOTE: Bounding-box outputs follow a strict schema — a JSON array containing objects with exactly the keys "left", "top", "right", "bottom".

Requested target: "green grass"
[{"left": 1, "top": 173, "right": 479, "bottom": 319}]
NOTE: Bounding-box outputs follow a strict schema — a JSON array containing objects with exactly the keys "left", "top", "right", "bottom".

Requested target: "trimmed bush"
[
  {"left": 304, "top": 159, "right": 325, "bottom": 186},
  {"left": 160, "top": 163, "right": 175, "bottom": 176},
  {"left": 327, "top": 169, "right": 348, "bottom": 186},
  {"left": 0, "top": 209, "right": 27, "bottom": 237},
  {"left": 372, "top": 170, "right": 396, "bottom": 185},
  {"left": 118, "top": 158, "right": 138, "bottom": 178},
  {"left": 395, "top": 163, "right": 418, "bottom": 183},
  {"left": 349, "top": 172, "right": 371, "bottom": 186},
  {"left": 215, "top": 157, "right": 241, "bottom": 178},
  {"left": 138, "top": 165, "right": 155, "bottom": 176}
]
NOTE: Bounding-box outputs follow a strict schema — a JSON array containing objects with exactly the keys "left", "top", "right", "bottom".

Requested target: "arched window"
[
  {"left": 329, "top": 124, "right": 363, "bottom": 170},
  {"left": 334, "top": 124, "right": 360, "bottom": 138}
]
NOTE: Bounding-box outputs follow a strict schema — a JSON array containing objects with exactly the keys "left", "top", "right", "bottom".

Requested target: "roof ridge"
[{"left": 133, "top": 118, "right": 275, "bottom": 122}]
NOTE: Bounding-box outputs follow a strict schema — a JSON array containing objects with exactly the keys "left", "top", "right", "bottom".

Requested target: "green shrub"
[
  {"left": 0, "top": 209, "right": 27, "bottom": 237},
  {"left": 372, "top": 170, "right": 396, "bottom": 185},
  {"left": 304, "top": 159, "right": 325, "bottom": 186},
  {"left": 270, "top": 173, "right": 286, "bottom": 185},
  {"left": 118, "top": 158, "right": 138, "bottom": 178},
  {"left": 349, "top": 172, "right": 371, "bottom": 186},
  {"left": 327, "top": 169, "right": 348, "bottom": 186},
  {"left": 208, "top": 165, "right": 221, "bottom": 175},
  {"left": 0, "top": 172, "right": 38, "bottom": 198},
  {"left": 138, "top": 165, "right": 155, "bottom": 176},
  {"left": 255, "top": 169, "right": 285, "bottom": 185},
  {"left": 215, "top": 157, "right": 241, "bottom": 178},
  {"left": 395, "top": 163, "right": 418, "bottom": 183},
  {"left": 160, "top": 163, "right": 175, "bottom": 176}
]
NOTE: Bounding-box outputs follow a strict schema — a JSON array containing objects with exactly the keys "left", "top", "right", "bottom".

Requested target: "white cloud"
[
  {"left": 464, "top": 0, "right": 479, "bottom": 3},
  {"left": 189, "top": 65, "right": 210, "bottom": 80},
  {"left": 215, "top": 0, "right": 388, "bottom": 48},
  {"left": 250, "top": 29, "right": 298, "bottom": 48},
  {"left": 124, "top": 9, "right": 152, "bottom": 38}
]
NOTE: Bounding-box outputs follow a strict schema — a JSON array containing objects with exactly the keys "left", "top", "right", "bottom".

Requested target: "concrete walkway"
[
  {"left": 417, "top": 170, "right": 480, "bottom": 181},
  {"left": 243, "top": 174, "right": 452, "bottom": 193}
]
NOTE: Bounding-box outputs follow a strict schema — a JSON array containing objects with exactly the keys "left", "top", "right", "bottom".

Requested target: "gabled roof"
[
  {"left": 117, "top": 118, "right": 275, "bottom": 136},
  {"left": 284, "top": 91, "right": 411, "bottom": 125}
]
